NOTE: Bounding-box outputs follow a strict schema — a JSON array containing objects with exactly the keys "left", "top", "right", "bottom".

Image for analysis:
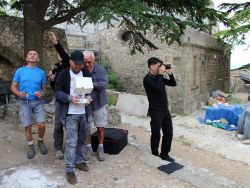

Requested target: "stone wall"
[
  {"left": 0, "top": 16, "right": 68, "bottom": 77},
  {"left": 0, "top": 16, "right": 68, "bottom": 101},
  {"left": 88, "top": 26, "right": 230, "bottom": 114},
  {"left": 67, "top": 34, "right": 86, "bottom": 50}
]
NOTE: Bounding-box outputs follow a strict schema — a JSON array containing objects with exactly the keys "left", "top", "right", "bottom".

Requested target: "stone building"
[
  {"left": 88, "top": 26, "right": 230, "bottom": 114},
  {"left": 0, "top": 16, "right": 230, "bottom": 115}
]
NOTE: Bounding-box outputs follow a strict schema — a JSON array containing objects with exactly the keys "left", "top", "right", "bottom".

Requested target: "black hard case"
[{"left": 91, "top": 128, "right": 128, "bottom": 154}]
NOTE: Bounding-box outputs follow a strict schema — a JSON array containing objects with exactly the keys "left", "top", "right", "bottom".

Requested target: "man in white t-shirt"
[{"left": 54, "top": 50, "right": 92, "bottom": 185}]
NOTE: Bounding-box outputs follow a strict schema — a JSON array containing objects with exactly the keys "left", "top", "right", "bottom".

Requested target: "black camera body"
[
  {"left": 164, "top": 64, "right": 171, "bottom": 69},
  {"left": 51, "top": 67, "right": 58, "bottom": 74}
]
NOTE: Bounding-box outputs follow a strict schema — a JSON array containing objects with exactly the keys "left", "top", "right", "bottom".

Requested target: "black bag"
[{"left": 91, "top": 128, "right": 128, "bottom": 154}]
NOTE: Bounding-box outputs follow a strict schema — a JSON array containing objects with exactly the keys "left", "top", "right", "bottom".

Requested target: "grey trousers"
[{"left": 53, "top": 101, "right": 64, "bottom": 151}]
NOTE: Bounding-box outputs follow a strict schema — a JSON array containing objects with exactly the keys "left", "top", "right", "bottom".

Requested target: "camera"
[
  {"left": 164, "top": 64, "right": 171, "bottom": 69},
  {"left": 51, "top": 67, "right": 58, "bottom": 74}
]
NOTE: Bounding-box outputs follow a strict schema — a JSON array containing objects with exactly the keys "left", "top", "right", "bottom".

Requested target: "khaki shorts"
[{"left": 89, "top": 105, "right": 108, "bottom": 128}]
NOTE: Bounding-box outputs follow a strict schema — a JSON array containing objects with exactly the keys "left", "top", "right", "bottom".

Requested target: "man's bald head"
[{"left": 83, "top": 51, "right": 95, "bottom": 72}]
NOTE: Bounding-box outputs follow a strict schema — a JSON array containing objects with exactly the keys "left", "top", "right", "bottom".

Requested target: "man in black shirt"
[
  {"left": 48, "top": 32, "right": 70, "bottom": 160},
  {"left": 143, "top": 57, "right": 176, "bottom": 162}
]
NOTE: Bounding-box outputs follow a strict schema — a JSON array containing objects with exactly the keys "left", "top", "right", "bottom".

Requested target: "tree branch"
[{"left": 43, "top": 8, "right": 83, "bottom": 30}]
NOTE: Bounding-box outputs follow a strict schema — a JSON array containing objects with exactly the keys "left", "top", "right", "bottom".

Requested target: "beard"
[
  {"left": 72, "top": 69, "right": 81, "bottom": 74},
  {"left": 71, "top": 67, "right": 81, "bottom": 74}
]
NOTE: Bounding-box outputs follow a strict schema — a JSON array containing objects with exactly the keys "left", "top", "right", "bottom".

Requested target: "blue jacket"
[{"left": 89, "top": 64, "right": 108, "bottom": 111}]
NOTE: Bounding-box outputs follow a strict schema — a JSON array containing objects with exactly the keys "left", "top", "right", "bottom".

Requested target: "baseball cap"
[
  {"left": 147, "top": 57, "right": 163, "bottom": 68},
  {"left": 70, "top": 50, "right": 84, "bottom": 64}
]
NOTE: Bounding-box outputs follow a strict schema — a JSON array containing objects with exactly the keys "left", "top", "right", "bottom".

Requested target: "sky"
[{"left": 213, "top": 0, "right": 250, "bottom": 69}]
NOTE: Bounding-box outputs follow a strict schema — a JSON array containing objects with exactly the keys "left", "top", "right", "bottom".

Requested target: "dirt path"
[
  {"left": 0, "top": 116, "right": 250, "bottom": 188},
  {"left": 123, "top": 124, "right": 250, "bottom": 187}
]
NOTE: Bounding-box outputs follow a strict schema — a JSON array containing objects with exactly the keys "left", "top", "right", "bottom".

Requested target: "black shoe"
[
  {"left": 160, "top": 154, "right": 175, "bottom": 162},
  {"left": 27, "top": 144, "right": 35, "bottom": 159},
  {"left": 75, "top": 162, "right": 89, "bottom": 172},
  {"left": 37, "top": 140, "right": 48, "bottom": 155},
  {"left": 66, "top": 172, "right": 77, "bottom": 185},
  {"left": 152, "top": 151, "right": 159, "bottom": 157}
]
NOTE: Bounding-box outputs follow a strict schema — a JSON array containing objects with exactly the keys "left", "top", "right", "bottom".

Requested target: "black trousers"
[
  {"left": 53, "top": 101, "right": 64, "bottom": 151},
  {"left": 149, "top": 109, "right": 173, "bottom": 157}
]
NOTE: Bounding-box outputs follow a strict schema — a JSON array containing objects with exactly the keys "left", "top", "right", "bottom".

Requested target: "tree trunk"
[
  {"left": 23, "top": 20, "right": 44, "bottom": 68},
  {"left": 23, "top": 0, "right": 49, "bottom": 70}
]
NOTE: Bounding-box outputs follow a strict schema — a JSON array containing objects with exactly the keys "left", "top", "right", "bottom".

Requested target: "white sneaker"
[
  {"left": 56, "top": 150, "right": 64, "bottom": 160},
  {"left": 83, "top": 146, "right": 93, "bottom": 161},
  {"left": 242, "top": 140, "right": 250, "bottom": 145},
  {"left": 97, "top": 146, "right": 105, "bottom": 161},
  {"left": 236, "top": 134, "right": 246, "bottom": 141}
]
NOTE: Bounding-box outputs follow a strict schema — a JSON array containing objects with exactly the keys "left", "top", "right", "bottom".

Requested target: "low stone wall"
[{"left": 2, "top": 96, "right": 121, "bottom": 127}]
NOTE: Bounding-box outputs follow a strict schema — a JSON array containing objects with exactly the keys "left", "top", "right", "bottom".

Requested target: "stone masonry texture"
[
  {"left": 87, "top": 26, "right": 230, "bottom": 115},
  {"left": 0, "top": 16, "right": 68, "bottom": 101}
]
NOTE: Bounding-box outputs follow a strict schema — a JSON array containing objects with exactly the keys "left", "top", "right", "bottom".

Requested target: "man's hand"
[
  {"left": 165, "top": 69, "right": 173, "bottom": 75},
  {"left": 85, "top": 95, "right": 93, "bottom": 104},
  {"left": 159, "top": 65, "right": 166, "bottom": 75},
  {"left": 72, "top": 96, "right": 80, "bottom": 104},
  {"left": 34, "top": 91, "right": 45, "bottom": 99},
  {"left": 18, "top": 92, "right": 27, "bottom": 99},
  {"left": 49, "top": 31, "right": 57, "bottom": 45},
  {"left": 48, "top": 70, "right": 56, "bottom": 81}
]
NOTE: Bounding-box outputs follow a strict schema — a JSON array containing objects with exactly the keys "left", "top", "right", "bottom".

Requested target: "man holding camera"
[
  {"left": 143, "top": 57, "right": 176, "bottom": 162},
  {"left": 54, "top": 50, "right": 92, "bottom": 184}
]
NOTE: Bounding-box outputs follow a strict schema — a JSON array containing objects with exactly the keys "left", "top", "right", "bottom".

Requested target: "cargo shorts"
[
  {"left": 89, "top": 105, "right": 108, "bottom": 128},
  {"left": 18, "top": 99, "right": 46, "bottom": 127}
]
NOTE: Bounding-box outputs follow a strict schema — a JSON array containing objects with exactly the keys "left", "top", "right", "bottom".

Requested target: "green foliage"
[
  {"left": 227, "top": 95, "right": 243, "bottom": 104},
  {"left": 214, "top": 2, "right": 250, "bottom": 47},
  {"left": 102, "top": 61, "right": 124, "bottom": 92},
  {"left": 232, "top": 63, "right": 250, "bottom": 70},
  {"left": 0, "top": 0, "right": 229, "bottom": 54},
  {"left": 107, "top": 95, "right": 116, "bottom": 106},
  {"left": 0, "top": 0, "right": 8, "bottom": 15}
]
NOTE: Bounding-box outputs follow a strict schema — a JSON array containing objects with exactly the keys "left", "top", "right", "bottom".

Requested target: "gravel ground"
[{"left": 0, "top": 112, "right": 250, "bottom": 188}]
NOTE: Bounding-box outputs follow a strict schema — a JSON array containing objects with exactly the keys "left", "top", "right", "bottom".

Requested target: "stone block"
[{"left": 116, "top": 93, "right": 149, "bottom": 117}]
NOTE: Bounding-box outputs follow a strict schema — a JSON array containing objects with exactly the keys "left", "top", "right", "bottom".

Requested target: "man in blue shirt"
[{"left": 11, "top": 50, "right": 47, "bottom": 159}]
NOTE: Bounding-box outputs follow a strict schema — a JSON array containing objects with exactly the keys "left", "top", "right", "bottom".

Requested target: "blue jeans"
[{"left": 65, "top": 114, "right": 88, "bottom": 172}]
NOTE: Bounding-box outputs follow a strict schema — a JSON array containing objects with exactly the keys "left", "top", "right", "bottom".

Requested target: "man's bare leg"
[{"left": 37, "top": 122, "right": 47, "bottom": 154}]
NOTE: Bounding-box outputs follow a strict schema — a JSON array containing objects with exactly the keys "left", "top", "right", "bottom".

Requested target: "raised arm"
[
  {"left": 50, "top": 31, "right": 70, "bottom": 66},
  {"left": 164, "top": 74, "right": 177, "bottom": 86}
]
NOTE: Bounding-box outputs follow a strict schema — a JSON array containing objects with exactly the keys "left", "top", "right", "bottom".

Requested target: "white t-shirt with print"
[{"left": 67, "top": 69, "right": 86, "bottom": 115}]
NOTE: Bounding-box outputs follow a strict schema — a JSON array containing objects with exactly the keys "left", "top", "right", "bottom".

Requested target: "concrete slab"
[{"left": 116, "top": 93, "right": 148, "bottom": 117}]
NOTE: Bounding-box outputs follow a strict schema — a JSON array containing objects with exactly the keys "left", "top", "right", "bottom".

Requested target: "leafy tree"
[
  {"left": 0, "top": 0, "right": 229, "bottom": 67},
  {"left": 214, "top": 2, "right": 250, "bottom": 46}
]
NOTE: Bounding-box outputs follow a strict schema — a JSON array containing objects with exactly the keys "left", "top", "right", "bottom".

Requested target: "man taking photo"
[{"left": 143, "top": 57, "right": 177, "bottom": 162}]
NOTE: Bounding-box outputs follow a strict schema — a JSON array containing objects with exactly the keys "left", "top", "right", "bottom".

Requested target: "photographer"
[{"left": 143, "top": 57, "right": 176, "bottom": 162}]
